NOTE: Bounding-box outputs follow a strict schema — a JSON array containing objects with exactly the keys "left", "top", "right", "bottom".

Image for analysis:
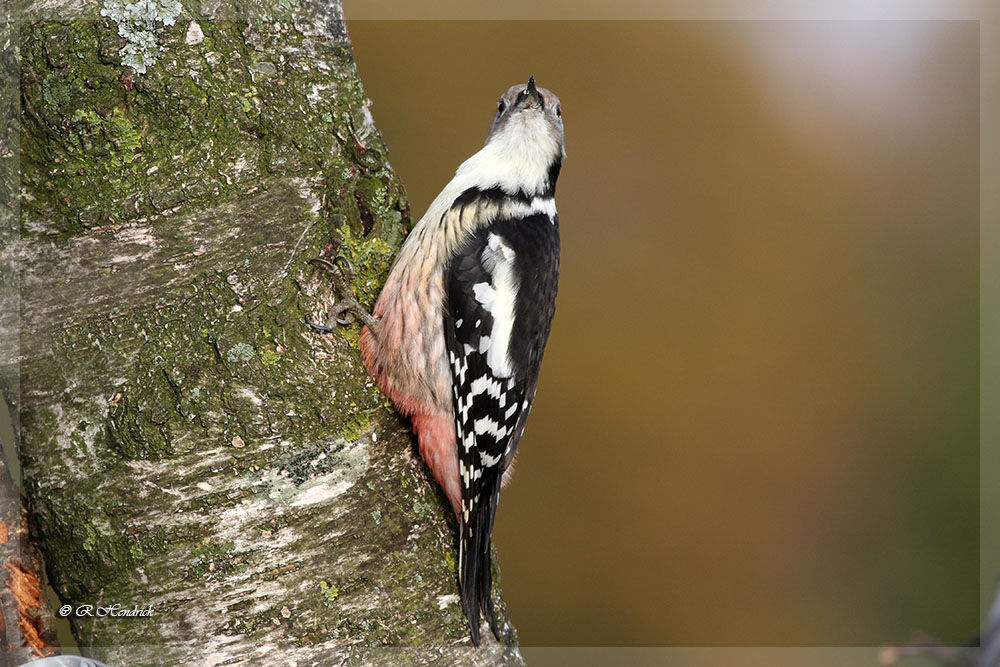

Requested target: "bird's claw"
[
  {"left": 307, "top": 256, "right": 355, "bottom": 284},
  {"left": 306, "top": 255, "right": 377, "bottom": 333},
  {"left": 330, "top": 300, "right": 361, "bottom": 326},
  {"left": 304, "top": 316, "right": 334, "bottom": 333}
]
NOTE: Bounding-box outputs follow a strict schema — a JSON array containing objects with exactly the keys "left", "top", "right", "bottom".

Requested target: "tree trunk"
[{"left": 4, "top": 1, "right": 521, "bottom": 663}]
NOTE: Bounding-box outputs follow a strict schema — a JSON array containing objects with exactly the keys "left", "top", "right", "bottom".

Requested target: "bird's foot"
[{"left": 305, "top": 256, "right": 379, "bottom": 332}]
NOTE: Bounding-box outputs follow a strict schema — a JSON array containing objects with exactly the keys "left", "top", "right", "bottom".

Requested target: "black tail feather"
[
  {"left": 460, "top": 475, "right": 503, "bottom": 646},
  {"left": 479, "top": 511, "right": 500, "bottom": 641}
]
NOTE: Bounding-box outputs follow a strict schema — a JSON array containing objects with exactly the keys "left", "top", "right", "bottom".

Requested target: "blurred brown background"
[{"left": 347, "top": 20, "right": 979, "bottom": 647}]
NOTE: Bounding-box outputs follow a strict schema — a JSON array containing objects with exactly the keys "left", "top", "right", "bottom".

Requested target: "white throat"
[{"left": 456, "top": 111, "right": 559, "bottom": 196}]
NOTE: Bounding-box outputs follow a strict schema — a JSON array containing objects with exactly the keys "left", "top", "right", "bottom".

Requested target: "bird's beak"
[{"left": 519, "top": 75, "right": 543, "bottom": 108}]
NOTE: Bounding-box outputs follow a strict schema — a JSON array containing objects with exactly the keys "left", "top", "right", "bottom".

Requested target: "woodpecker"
[{"left": 309, "top": 76, "right": 563, "bottom": 645}]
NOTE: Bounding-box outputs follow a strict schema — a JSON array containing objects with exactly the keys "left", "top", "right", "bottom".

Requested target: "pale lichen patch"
[
  {"left": 113, "top": 225, "right": 159, "bottom": 246},
  {"left": 437, "top": 594, "right": 460, "bottom": 610},
  {"left": 185, "top": 21, "right": 204, "bottom": 45},
  {"left": 254, "top": 435, "right": 370, "bottom": 507}
]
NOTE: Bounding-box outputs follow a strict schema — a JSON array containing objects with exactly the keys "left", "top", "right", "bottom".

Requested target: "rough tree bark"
[{"left": 2, "top": 1, "right": 522, "bottom": 663}]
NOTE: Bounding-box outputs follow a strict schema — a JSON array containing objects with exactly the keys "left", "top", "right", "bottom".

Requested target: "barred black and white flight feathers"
[{"left": 445, "top": 188, "right": 559, "bottom": 645}]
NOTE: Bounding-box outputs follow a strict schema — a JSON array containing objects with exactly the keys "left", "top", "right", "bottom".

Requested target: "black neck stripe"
[{"left": 453, "top": 157, "right": 562, "bottom": 208}]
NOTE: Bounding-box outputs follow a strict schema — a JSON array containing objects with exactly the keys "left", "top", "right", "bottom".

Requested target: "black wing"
[{"left": 444, "top": 210, "right": 559, "bottom": 644}]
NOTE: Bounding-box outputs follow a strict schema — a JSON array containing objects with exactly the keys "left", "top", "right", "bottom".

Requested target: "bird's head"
[
  {"left": 488, "top": 76, "right": 564, "bottom": 149},
  {"left": 452, "top": 76, "right": 565, "bottom": 199},
  {"left": 481, "top": 76, "right": 565, "bottom": 193}
]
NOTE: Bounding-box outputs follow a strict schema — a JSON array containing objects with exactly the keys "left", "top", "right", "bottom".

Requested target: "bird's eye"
[
  {"left": 556, "top": 104, "right": 562, "bottom": 118},
  {"left": 497, "top": 99, "right": 506, "bottom": 114}
]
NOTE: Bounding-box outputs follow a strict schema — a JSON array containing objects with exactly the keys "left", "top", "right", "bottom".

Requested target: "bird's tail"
[{"left": 459, "top": 474, "right": 503, "bottom": 646}]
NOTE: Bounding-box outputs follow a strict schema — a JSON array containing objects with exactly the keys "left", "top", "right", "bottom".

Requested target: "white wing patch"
[
  {"left": 470, "top": 375, "right": 502, "bottom": 399},
  {"left": 472, "top": 282, "right": 495, "bottom": 307},
  {"left": 473, "top": 416, "right": 507, "bottom": 440},
  {"left": 451, "top": 351, "right": 469, "bottom": 386},
  {"left": 476, "top": 233, "right": 517, "bottom": 378}
]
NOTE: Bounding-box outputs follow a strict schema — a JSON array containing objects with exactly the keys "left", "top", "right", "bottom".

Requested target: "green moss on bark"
[{"left": 20, "top": 4, "right": 408, "bottom": 240}]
